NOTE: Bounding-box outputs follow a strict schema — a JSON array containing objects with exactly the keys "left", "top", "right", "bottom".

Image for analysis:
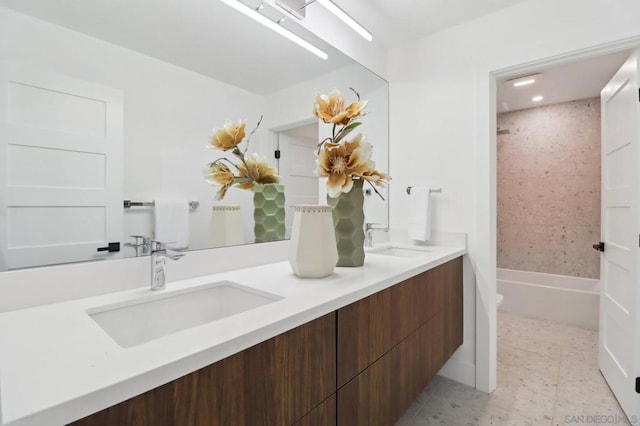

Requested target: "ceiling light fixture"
[
  {"left": 218, "top": 0, "right": 328, "bottom": 60},
  {"left": 315, "top": 0, "right": 373, "bottom": 42},
  {"left": 513, "top": 78, "right": 535, "bottom": 87},
  {"left": 532, "top": 95, "right": 543, "bottom": 102},
  {"left": 507, "top": 73, "right": 542, "bottom": 88}
]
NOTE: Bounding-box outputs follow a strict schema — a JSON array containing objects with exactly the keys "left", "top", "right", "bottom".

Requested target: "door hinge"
[
  {"left": 638, "top": 88, "right": 640, "bottom": 103},
  {"left": 97, "top": 242, "right": 120, "bottom": 253},
  {"left": 274, "top": 149, "right": 281, "bottom": 159},
  {"left": 636, "top": 377, "right": 640, "bottom": 393}
]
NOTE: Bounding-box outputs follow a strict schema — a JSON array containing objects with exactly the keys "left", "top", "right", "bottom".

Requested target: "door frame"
[
  {"left": 268, "top": 116, "right": 318, "bottom": 171},
  {"left": 486, "top": 37, "right": 640, "bottom": 393}
]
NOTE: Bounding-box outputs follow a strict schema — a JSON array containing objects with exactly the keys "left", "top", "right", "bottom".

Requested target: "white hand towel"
[
  {"left": 408, "top": 187, "right": 432, "bottom": 242},
  {"left": 154, "top": 199, "right": 190, "bottom": 250}
]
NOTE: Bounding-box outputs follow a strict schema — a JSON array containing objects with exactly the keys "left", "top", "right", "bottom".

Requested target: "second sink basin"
[
  {"left": 369, "top": 246, "right": 431, "bottom": 258},
  {"left": 89, "top": 281, "right": 282, "bottom": 348}
]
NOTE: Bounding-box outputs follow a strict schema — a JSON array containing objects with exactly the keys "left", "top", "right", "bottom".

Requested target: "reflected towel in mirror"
[{"left": 154, "top": 199, "right": 189, "bottom": 250}]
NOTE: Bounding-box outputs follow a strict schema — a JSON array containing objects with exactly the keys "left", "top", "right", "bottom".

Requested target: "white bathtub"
[{"left": 497, "top": 268, "right": 600, "bottom": 330}]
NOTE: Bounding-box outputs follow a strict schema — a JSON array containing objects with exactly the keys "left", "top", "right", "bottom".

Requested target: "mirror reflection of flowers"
[
  {"left": 204, "top": 116, "right": 280, "bottom": 200},
  {"left": 313, "top": 88, "right": 390, "bottom": 199}
]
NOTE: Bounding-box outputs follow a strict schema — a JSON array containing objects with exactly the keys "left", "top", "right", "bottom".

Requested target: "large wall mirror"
[{"left": 0, "top": 0, "right": 389, "bottom": 271}]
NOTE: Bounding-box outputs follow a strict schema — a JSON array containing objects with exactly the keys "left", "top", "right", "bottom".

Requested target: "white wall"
[
  {"left": 388, "top": 0, "right": 640, "bottom": 392},
  {"left": 0, "top": 7, "right": 266, "bottom": 252}
]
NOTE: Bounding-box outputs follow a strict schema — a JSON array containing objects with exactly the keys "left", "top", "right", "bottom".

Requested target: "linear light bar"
[
  {"left": 507, "top": 73, "right": 542, "bottom": 88},
  {"left": 316, "top": 0, "right": 372, "bottom": 42},
  {"left": 219, "top": 0, "right": 328, "bottom": 60},
  {"left": 532, "top": 95, "right": 543, "bottom": 102},
  {"left": 513, "top": 78, "right": 536, "bottom": 87}
]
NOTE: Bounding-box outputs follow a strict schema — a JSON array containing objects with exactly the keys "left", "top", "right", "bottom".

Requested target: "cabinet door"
[
  {"left": 71, "top": 313, "right": 336, "bottom": 426},
  {"left": 337, "top": 319, "right": 432, "bottom": 426},
  {"left": 293, "top": 395, "right": 336, "bottom": 426}
]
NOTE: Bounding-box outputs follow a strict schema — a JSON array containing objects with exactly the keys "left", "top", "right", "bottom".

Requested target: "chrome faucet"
[
  {"left": 150, "top": 241, "right": 185, "bottom": 290},
  {"left": 365, "top": 223, "right": 388, "bottom": 248},
  {"left": 124, "top": 235, "right": 151, "bottom": 257}
]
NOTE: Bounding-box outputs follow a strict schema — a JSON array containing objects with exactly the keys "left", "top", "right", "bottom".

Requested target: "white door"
[
  {"left": 0, "top": 63, "right": 123, "bottom": 269},
  {"left": 599, "top": 50, "right": 640, "bottom": 419},
  {"left": 277, "top": 124, "right": 319, "bottom": 239}
]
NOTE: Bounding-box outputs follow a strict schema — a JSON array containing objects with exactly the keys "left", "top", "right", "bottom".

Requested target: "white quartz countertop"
[{"left": 0, "top": 243, "right": 465, "bottom": 426}]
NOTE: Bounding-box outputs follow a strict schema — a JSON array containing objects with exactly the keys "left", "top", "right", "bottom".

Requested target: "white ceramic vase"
[
  {"left": 289, "top": 205, "right": 338, "bottom": 278},
  {"left": 209, "top": 205, "right": 244, "bottom": 248}
]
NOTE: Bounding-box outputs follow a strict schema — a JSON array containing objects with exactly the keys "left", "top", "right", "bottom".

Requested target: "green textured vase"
[
  {"left": 327, "top": 179, "right": 365, "bottom": 267},
  {"left": 253, "top": 184, "right": 286, "bottom": 243}
]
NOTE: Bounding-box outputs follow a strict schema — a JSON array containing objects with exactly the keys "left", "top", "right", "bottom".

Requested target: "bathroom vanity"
[
  {"left": 72, "top": 258, "right": 462, "bottom": 426},
  {"left": 0, "top": 245, "right": 464, "bottom": 426}
]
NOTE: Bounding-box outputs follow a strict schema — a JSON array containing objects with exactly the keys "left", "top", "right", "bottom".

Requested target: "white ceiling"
[
  {"left": 496, "top": 50, "right": 631, "bottom": 113},
  {"left": 332, "top": 0, "right": 530, "bottom": 47},
  {"left": 0, "top": 0, "right": 353, "bottom": 94}
]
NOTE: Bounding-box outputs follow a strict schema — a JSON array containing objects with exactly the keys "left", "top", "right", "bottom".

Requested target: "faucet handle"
[
  {"left": 151, "top": 240, "right": 185, "bottom": 257},
  {"left": 151, "top": 240, "right": 173, "bottom": 251},
  {"left": 125, "top": 235, "right": 151, "bottom": 255},
  {"left": 125, "top": 235, "right": 144, "bottom": 246},
  {"left": 365, "top": 222, "right": 384, "bottom": 231}
]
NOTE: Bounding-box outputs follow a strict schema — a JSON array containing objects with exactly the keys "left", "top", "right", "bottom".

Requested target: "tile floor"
[{"left": 396, "top": 311, "right": 631, "bottom": 425}]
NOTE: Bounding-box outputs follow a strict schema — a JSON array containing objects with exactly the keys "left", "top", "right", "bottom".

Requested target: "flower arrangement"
[
  {"left": 204, "top": 116, "right": 280, "bottom": 200},
  {"left": 313, "top": 88, "right": 389, "bottom": 198}
]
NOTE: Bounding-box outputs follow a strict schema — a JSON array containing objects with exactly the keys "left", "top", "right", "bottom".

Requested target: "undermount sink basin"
[
  {"left": 369, "top": 247, "right": 431, "bottom": 258},
  {"left": 88, "top": 281, "right": 282, "bottom": 348}
]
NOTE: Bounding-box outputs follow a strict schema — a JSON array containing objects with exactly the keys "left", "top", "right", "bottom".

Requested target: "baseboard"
[{"left": 437, "top": 356, "right": 476, "bottom": 388}]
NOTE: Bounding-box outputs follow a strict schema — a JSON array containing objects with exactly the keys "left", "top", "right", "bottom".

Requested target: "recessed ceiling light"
[
  {"left": 532, "top": 95, "right": 543, "bottom": 102},
  {"left": 507, "top": 73, "right": 542, "bottom": 88}
]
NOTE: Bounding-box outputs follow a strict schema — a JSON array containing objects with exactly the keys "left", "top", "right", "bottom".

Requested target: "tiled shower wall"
[{"left": 497, "top": 98, "right": 601, "bottom": 279}]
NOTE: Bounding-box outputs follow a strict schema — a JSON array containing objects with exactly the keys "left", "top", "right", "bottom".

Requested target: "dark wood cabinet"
[
  {"left": 446, "top": 257, "right": 464, "bottom": 355},
  {"left": 293, "top": 395, "right": 336, "bottom": 426},
  {"left": 71, "top": 312, "right": 336, "bottom": 426},
  {"left": 71, "top": 257, "right": 463, "bottom": 426},
  {"left": 336, "top": 257, "right": 463, "bottom": 426},
  {"left": 336, "top": 272, "right": 424, "bottom": 387}
]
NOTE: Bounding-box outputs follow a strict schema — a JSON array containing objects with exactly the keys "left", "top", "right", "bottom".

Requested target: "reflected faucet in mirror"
[
  {"left": 150, "top": 241, "right": 185, "bottom": 291},
  {"left": 124, "top": 235, "right": 151, "bottom": 257},
  {"left": 365, "top": 223, "right": 388, "bottom": 248}
]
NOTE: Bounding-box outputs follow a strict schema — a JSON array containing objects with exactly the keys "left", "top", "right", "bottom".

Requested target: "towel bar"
[
  {"left": 406, "top": 187, "right": 442, "bottom": 195},
  {"left": 123, "top": 200, "right": 200, "bottom": 209}
]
